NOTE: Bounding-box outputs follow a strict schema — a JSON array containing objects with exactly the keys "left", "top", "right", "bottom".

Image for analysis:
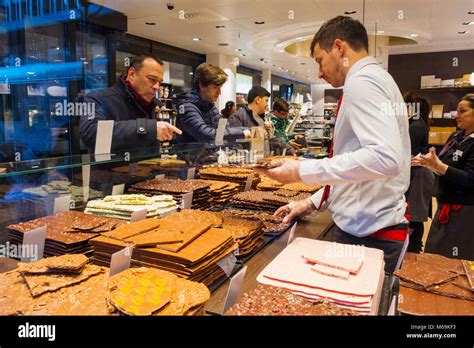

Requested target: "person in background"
[
  {"left": 255, "top": 16, "right": 411, "bottom": 273},
  {"left": 403, "top": 92, "right": 435, "bottom": 253},
  {"left": 412, "top": 94, "right": 474, "bottom": 260},
  {"left": 176, "top": 63, "right": 250, "bottom": 143},
  {"left": 269, "top": 98, "right": 303, "bottom": 155},
  {"left": 80, "top": 54, "right": 181, "bottom": 153},
  {"left": 228, "top": 86, "right": 270, "bottom": 128},
  {"left": 221, "top": 101, "right": 236, "bottom": 119}
]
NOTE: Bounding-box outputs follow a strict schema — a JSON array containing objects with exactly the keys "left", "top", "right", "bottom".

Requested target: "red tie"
[{"left": 316, "top": 94, "right": 344, "bottom": 211}]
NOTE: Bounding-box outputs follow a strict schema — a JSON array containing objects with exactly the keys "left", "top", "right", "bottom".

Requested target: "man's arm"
[
  {"left": 79, "top": 94, "right": 157, "bottom": 152},
  {"left": 299, "top": 78, "right": 405, "bottom": 186}
]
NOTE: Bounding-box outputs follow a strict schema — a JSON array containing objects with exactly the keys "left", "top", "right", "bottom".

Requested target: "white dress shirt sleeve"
[{"left": 299, "top": 77, "right": 405, "bottom": 186}]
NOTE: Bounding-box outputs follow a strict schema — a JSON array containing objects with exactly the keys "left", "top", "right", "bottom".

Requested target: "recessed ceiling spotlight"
[
  {"left": 218, "top": 43, "right": 229, "bottom": 46},
  {"left": 468, "top": 10, "right": 474, "bottom": 14},
  {"left": 344, "top": 10, "right": 357, "bottom": 15},
  {"left": 192, "top": 37, "right": 201, "bottom": 41},
  {"left": 255, "top": 20, "right": 265, "bottom": 25},
  {"left": 189, "top": 72, "right": 194, "bottom": 75},
  {"left": 462, "top": 21, "right": 474, "bottom": 25},
  {"left": 278, "top": 67, "right": 283, "bottom": 70},
  {"left": 240, "top": 54, "right": 246, "bottom": 57},
  {"left": 235, "top": 48, "right": 242, "bottom": 52},
  {"left": 300, "top": 63, "right": 306, "bottom": 65},
  {"left": 272, "top": 64, "right": 276, "bottom": 67},
  {"left": 216, "top": 25, "right": 226, "bottom": 29},
  {"left": 458, "top": 30, "right": 468, "bottom": 34},
  {"left": 377, "top": 30, "right": 385, "bottom": 34},
  {"left": 145, "top": 22, "right": 156, "bottom": 25},
  {"left": 410, "top": 33, "right": 418, "bottom": 37},
  {"left": 285, "top": 69, "right": 289, "bottom": 72}
]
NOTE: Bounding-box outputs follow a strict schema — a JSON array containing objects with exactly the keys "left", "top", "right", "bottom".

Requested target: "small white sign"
[
  {"left": 222, "top": 265, "right": 247, "bottom": 315},
  {"left": 109, "top": 246, "right": 133, "bottom": 278},
  {"left": 82, "top": 164, "right": 90, "bottom": 203},
  {"left": 94, "top": 120, "right": 114, "bottom": 161},
  {"left": 130, "top": 208, "right": 147, "bottom": 223},
  {"left": 217, "top": 252, "right": 237, "bottom": 278},
  {"left": 187, "top": 167, "right": 196, "bottom": 180},
  {"left": 155, "top": 174, "right": 165, "bottom": 180},
  {"left": 244, "top": 174, "right": 254, "bottom": 192},
  {"left": 215, "top": 118, "right": 227, "bottom": 145},
  {"left": 53, "top": 194, "right": 71, "bottom": 215},
  {"left": 21, "top": 225, "right": 46, "bottom": 263},
  {"left": 282, "top": 148, "right": 287, "bottom": 156},
  {"left": 112, "top": 184, "right": 125, "bottom": 196},
  {"left": 287, "top": 222, "right": 298, "bottom": 246},
  {"left": 388, "top": 295, "right": 397, "bottom": 316},
  {"left": 181, "top": 192, "right": 193, "bottom": 210}
]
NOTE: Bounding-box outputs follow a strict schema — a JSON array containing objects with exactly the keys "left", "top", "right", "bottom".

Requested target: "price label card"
[
  {"left": 187, "top": 167, "right": 196, "bottom": 180},
  {"left": 244, "top": 174, "right": 254, "bottom": 192},
  {"left": 181, "top": 192, "right": 193, "bottom": 210},
  {"left": 130, "top": 208, "right": 147, "bottom": 223},
  {"left": 112, "top": 184, "right": 125, "bottom": 196},
  {"left": 109, "top": 246, "right": 133, "bottom": 278},
  {"left": 287, "top": 222, "right": 298, "bottom": 246},
  {"left": 217, "top": 252, "right": 237, "bottom": 278},
  {"left": 215, "top": 118, "right": 227, "bottom": 145},
  {"left": 222, "top": 265, "right": 247, "bottom": 314},
  {"left": 21, "top": 225, "right": 46, "bottom": 263},
  {"left": 155, "top": 174, "right": 165, "bottom": 180},
  {"left": 94, "top": 120, "right": 114, "bottom": 161},
  {"left": 53, "top": 194, "right": 71, "bottom": 215},
  {"left": 82, "top": 164, "right": 90, "bottom": 203},
  {"left": 282, "top": 148, "right": 287, "bottom": 156}
]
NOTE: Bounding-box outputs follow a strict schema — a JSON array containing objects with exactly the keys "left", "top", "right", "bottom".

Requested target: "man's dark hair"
[
  {"left": 127, "top": 54, "right": 164, "bottom": 74},
  {"left": 194, "top": 63, "right": 228, "bottom": 91},
  {"left": 273, "top": 98, "right": 289, "bottom": 113},
  {"left": 310, "top": 16, "right": 369, "bottom": 56},
  {"left": 248, "top": 86, "right": 270, "bottom": 104}
]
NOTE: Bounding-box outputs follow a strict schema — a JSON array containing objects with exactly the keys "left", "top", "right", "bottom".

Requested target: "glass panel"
[{"left": 168, "top": 61, "right": 193, "bottom": 94}]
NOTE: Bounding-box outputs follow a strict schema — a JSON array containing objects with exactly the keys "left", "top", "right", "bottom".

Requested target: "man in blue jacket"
[
  {"left": 80, "top": 54, "right": 181, "bottom": 153},
  {"left": 176, "top": 63, "right": 251, "bottom": 143}
]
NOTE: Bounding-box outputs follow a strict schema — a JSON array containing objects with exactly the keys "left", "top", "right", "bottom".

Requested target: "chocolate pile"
[
  {"left": 198, "top": 165, "right": 260, "bottom": 191},
  {"left": 257, "top": 175, "right": 321, "bottom": 193},
  {"left": 225, "top": 285, "right": 356, "bottom": 316},
  {"left": 130, "top": 177, "right": 211, "bottom": 210},
  {"left": 222, "top": 208, "right": 292, "bottom": 236},
  {"left": 195, "top": 179, "right": 240, "bottom": 207},
  {"left": 6, "top": 211, "right": 124, "bottom": 257},
  {"left": 231, "top": 189, "right": 311, "bottom": 212}
]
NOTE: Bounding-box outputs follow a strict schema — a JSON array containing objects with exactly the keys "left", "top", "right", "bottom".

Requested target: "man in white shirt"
[{"left": 256, "top": 16, "right": 411, "bottom": 273}]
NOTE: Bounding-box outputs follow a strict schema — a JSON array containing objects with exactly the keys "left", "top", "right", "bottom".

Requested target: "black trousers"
[{"left": 331, "top": 225, "right": 405, "bottom": 274}]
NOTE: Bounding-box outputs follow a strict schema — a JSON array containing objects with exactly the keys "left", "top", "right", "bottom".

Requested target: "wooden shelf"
[{"left": 414, "top": 87, "right": 474, "bottom": 93}]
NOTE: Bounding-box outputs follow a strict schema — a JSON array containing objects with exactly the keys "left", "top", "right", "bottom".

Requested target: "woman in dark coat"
[{"left": 412, "top": 94, "right": 474, "bottom": 260}]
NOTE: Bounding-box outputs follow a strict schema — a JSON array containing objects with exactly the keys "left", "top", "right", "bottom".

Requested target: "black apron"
[{"left": 405, "top": 166, "right": 435, "bottom": 222}]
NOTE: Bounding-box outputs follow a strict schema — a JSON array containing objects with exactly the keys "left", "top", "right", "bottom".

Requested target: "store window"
[
  {"left": 76, "top": 30, "right": 108, "bottom": 93},
  {"left": 167, "top": 61, "right": 193, "bottom": 94}
]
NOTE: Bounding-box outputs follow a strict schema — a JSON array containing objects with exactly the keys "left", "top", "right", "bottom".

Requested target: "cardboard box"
[{"left": 420, "top": 75, "right": 436, "bottom": 89}]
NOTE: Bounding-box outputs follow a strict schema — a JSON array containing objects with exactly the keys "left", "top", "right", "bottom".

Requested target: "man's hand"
[
  {"left": 157, "top": 122, "right": 182, "bottom": 141},
  {"left": 411, "top": 147, "right": 448, "bottom": 175},
  {"left": 254, "top": 159, "right": 301, "bottom": 184},
  {"left": 274, "top": 198, "right": 316, "bottom": 223}
]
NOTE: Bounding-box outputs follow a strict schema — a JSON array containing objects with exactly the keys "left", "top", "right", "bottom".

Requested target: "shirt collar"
[{"left": 345, "top": 56, "right": 379, "bottom": 85}]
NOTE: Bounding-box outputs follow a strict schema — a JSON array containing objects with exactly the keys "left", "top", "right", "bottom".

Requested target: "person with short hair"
[
  {"left": 80, "top": 54, "right": 181, "bottom": 153},
  {"left": 176, "top": 63, "right": 250, "bottom": 143},
  {"left": 228, "top": 86, "right": 270, "bottom": 128},
  {"left": 412, "top": 94, "right": 474, "bottom": 260},
  {"left": 256, "top": 16, "right": 411, "bottom": 273}
]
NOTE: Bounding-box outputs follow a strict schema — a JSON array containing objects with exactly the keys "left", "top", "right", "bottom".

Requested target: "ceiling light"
[
  {"left": 462, "top": 21, "right": 474, "bottom": 25},
  {"left": 300, "top": 63, "right": 306, "bottom": 65},
  {"left": 145, "top": 22, "right": 156, "bottom": 25},
  {"left": 344, "top": 10, "right": 357, "bottom": 15},
  {"left": 218, "top": 43, "right": 229, "bottom": 46},
  {"left": 192, "top": 37, "right": 201, "bottom": 41},
  {"left": 458, "top": 30, "right": 468, "bottom": 34},
  {"left": 240, "top": 54, "right": 246, "bottom": 57},
  {"left": 278, "top": 67, "right": 283, "bottom": 70},
  {"left": 272, "top": 64, "right": 276, "bottom": 67},
  {"left": 235, "top": 48, "right": 242, "bottom": 52},
  {"left": 377, "top": 30, "right": 385, "bottom": 34},
  {"left": 255, "top": 21, "right": 265, "bottom": 25},
  {"left": 468, "top": 10, "right": 474, "bottom": 14},
  {"left": 296, "top": 37, "right": 304, "bottom": 40},
  {"left": 216, "top": 25, "right": 226, "bottom": 29},
  {"left": 189, "top": 72, "right": 194, "bottom": 75},
  {"left": 285, "top": 69, "right": 289, "bottom": 72},
  {"left": 410, "top": 33, "right": 418, "bottom": 37}
]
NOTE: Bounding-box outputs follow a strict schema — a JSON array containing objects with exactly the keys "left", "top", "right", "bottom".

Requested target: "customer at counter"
[
  {"left": 175, "top": 63, "right": 251, "bottom": 143},
  {"left": 255, "top": 16, "right": 411, "bottom": 273},
  {"left": 228, "top": 86, "right": 270, "bottom": 128},
  {"left": 270, "top": 98, "right": 305, "bottom": 155},
  {"left": 80, "top": 54, "right": 181, "bottom": 153},
  {"left": 221, "top": 101, "right": 236, "bottom": 119},
  {"left": 412, "top": 94, "right": 474, "bottom": 260}
]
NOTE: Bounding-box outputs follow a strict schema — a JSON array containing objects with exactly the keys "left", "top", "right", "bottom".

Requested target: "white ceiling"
[{"left": 93, "top": 0, "right": 474, "bottom": 84}]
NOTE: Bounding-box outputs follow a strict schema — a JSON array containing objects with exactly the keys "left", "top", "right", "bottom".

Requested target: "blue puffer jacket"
[{"left": 175, "top": 91, "right": 246, "bottom": 143}]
